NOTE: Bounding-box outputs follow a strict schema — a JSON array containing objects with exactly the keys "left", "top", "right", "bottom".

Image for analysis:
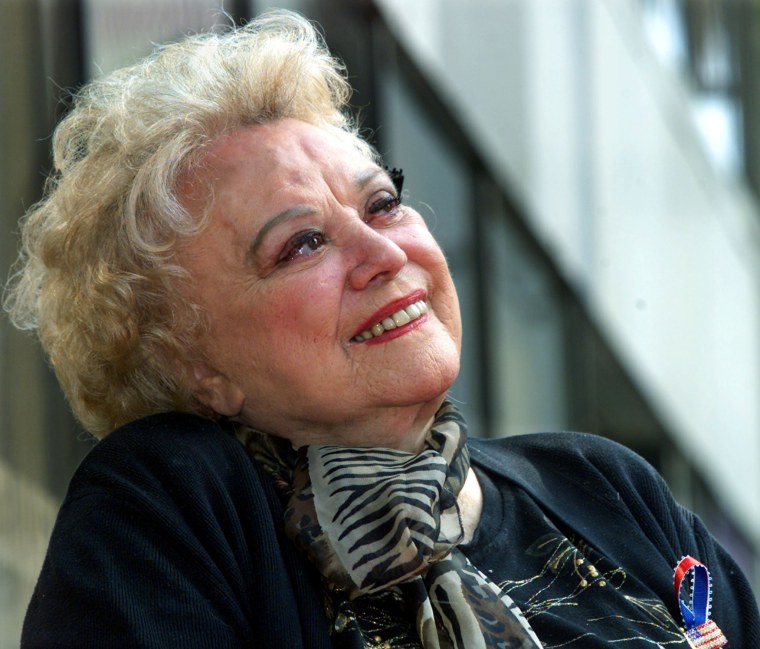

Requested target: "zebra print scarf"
[{"left": 237, "top": 401, "right": 542, "bottom": 649}]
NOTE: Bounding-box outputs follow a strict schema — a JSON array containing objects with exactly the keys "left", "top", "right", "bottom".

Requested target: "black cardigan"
[{"left": 21, "top": 413, "right": 759, "bottom": 647}]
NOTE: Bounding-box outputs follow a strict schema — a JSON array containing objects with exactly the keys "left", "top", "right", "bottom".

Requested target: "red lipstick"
[{"left": 354, "top": 290, "right": 426, "bottom": 336}]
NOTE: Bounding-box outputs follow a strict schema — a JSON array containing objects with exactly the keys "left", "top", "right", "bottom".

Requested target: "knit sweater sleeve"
[{"left": 21, "top": 413, "right": 330, "bottom": 649}]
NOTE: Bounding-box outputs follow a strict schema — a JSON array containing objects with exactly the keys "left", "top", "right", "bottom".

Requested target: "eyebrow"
[
  {"left": 248, "top": 205, "right": 317, "bottom": 260},
  {"left": 248, "top": 166, "right": 386, "bottom": 259},
  {"left": 355, "top": 167, "right": 386, "bottom": 191}
]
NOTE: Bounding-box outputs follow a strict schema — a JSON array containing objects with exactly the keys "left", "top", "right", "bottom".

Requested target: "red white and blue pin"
[{"left": 674, "top": 556, "right": 728, "bottom": 648}]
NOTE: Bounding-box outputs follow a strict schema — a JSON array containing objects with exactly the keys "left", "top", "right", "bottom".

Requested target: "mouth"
[{"left": 351, "top": 296, "right": 429, "bottom": 343}]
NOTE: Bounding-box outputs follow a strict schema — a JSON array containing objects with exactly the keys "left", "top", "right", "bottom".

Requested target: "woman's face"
[{"left": 178, "top": 118, "right": 461, "bottom": 450}]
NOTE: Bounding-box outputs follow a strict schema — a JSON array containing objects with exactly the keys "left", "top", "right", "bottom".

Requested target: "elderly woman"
[{"left": 6, "top": 10, "right": 757, "bottom": 649}]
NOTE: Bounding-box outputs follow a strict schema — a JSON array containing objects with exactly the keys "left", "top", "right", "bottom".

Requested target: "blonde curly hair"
[{"left": 4, "top": 10, "right": 371, "bottom": 438}]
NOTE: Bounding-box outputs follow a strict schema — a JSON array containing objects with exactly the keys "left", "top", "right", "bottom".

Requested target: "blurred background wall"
[{"left": 2, "top": 0, "right": 758, "bottom": 644}]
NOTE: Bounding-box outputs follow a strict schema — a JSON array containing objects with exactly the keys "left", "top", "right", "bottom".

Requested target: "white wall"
[{"left": 377, "top": 0, "right": 760, "bottom": 546}]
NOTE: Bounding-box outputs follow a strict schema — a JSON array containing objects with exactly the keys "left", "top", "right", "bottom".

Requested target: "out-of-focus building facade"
[{"left": 2, "top": 0, "right": 758, "bottom": 645}]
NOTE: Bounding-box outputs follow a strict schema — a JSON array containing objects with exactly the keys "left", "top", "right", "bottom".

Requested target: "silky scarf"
[{"left": 236, "top": 402, "right": 543, "bottom": 649}]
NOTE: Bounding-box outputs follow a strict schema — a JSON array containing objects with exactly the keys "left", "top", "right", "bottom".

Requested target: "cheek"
[
  {"left": 420, "top": 243, "right": 462, "bottom": 341},
  {"left": 253, "top": 268, "right": 346, "bottom": 341},
  {"left": 396, "top": 226, "right": 458, "bottom": 310},
  {"left": 406, "top": 223, "right": 447, "bottom": 266},
  {"left": 436, "top": 283, "right": 462, "bottom": 349},
  {"left": 411, "top": 234, "right": 456, "bottom": 297}
]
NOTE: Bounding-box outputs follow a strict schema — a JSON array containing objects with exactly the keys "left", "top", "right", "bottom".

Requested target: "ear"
[{"left": 191, "top": 362, "right": 245, "bottom": 418}]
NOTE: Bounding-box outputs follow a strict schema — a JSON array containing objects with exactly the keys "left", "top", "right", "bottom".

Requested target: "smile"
[{"left": 351, "top": 300, "right": 428, "bottom": 342}]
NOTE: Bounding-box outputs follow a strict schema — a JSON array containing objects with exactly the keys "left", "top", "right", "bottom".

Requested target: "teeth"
[
  {"left": 392, "top": 310, "right": 411, "bottom": 326},
  {"left": 382, "top": 317, "right": 396, "bottom": 330},
  {"left": 352, "top": 300, "right": 428, "bottom": 342}
]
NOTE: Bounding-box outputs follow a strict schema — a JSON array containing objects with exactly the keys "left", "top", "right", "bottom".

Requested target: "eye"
[
  {"left": 367, "top": 192, "right": 402, "bottom": 221},
  {"left": 280, "top": 230, "right": 326, "bottom": 263}
]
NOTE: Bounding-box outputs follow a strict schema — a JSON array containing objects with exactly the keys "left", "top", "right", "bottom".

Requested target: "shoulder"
[
  {"left": 44, "top": 412, "right": 285, "bottom": 603},
  {"left": 469, "top": 431, "right": 688, "bottom": 568},
  {"left": 468, "top": 433, "right": 760, "bottom": 645},
  {"left": 469, "top": 431, "right": 661, "bottom": 496},
  {"left": 86, "top": 411, "right": 245, "bottom": 467},
  {"left": 24, "top": 413, "right": 329, "bottom": 647},
  {"left": 468, "top": 431, "right": 681, "bottom": 546},
  {"left": 64, "top": 412, "right": 271, "bottom": 525},
  {"left": 469, "top": 429, "right": 642, "bottom": 461}
]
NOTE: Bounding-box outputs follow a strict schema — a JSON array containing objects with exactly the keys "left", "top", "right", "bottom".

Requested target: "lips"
[{"left": 351, "top": 291, "right": 428, "bottom": 343}]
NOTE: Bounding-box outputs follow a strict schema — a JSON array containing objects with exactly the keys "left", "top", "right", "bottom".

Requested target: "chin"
[{"left": 406, "top": 351, "right": 461, "bottom": 407}]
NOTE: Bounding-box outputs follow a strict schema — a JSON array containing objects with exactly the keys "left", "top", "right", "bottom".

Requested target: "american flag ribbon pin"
[{"left": 674, "top": 556, "right": 728, "bottom": 648}]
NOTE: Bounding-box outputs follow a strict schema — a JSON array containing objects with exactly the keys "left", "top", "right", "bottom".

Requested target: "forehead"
[
  {"left": 176, "top": 119, "right": 382, "bottom": 256},
  {"left": 203, "top": 119, "right": 373, "bottom": 185}
]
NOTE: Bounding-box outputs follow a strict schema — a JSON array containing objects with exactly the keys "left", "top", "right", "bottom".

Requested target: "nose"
[{"left": 346, "top": 224, "right": 408, "bottom": 290}]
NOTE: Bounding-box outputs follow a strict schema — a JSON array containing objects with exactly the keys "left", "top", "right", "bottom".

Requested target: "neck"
[
  {"left": 278, "top": 397, "right": 446, "bottom": 452},
  {"left": 458, "top": 468, "right": 483, "bottom": 544}
]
